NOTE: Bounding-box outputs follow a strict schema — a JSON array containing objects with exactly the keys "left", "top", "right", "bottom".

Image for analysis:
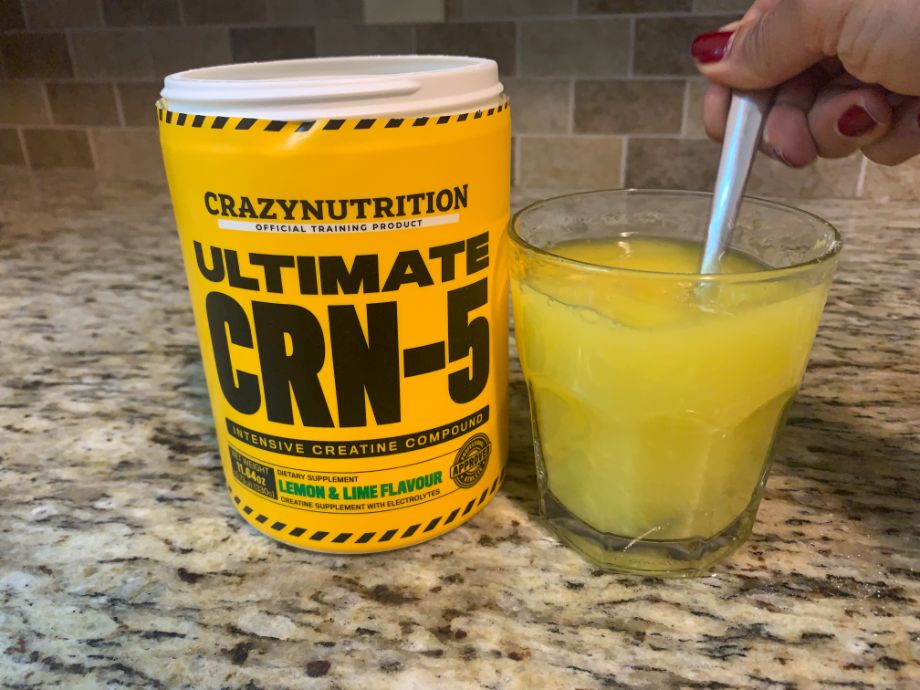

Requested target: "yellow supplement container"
[{"left": 157, "top": 56, "right": 510, "bottom": 552}]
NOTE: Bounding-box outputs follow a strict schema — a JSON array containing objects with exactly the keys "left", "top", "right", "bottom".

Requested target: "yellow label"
[{"left": 158, "top": 103, "right": 510, "bottom": 552}]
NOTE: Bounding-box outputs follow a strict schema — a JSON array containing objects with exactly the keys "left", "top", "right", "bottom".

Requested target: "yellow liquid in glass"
[{"left": 512, "top": 236, "right": 829, "bottom": 541}]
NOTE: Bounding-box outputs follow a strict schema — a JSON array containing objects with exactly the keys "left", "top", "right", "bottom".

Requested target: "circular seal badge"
[{"left": 450, "top": 433, "right": 491, "bottom": 488}]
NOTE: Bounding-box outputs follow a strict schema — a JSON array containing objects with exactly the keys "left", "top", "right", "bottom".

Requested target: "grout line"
[
  {"left": 16, "top": 126, "right": 32, "bottom": 169},
  {"left": 63, "top": 29, "right": 79, "bottom": 79},
  {"left": 680, "top": 77, "right": 691, "bottom": 137},
  {"left": 16, "top": 123, "right": 157, "bottom": 131},
  {"left": 567, "top": 78, "right": 574, "bottom": 135},
  {"left": 6, "top": 73, "right": 670, "bottom": 84},
  {"left": 86, "top": 126, "right": 100, "bottom": 171},
  {"left": 0, "top": 76, "right": 161, "bottom": 84},
  {"left": 397, "top": 11, "right": 740, "bottom": 23},
  {"left": 855, "top": 154, "right": 868, "bottom": 197},
  {"left": 17, "top": 0, "right": 31, "bottom": 30},
  {"left": 620, "top": 136, "right": 629, "bottom": 186},
  {"left": 172, "top": 0, "right": 246, "bottom": 26},
  {"left": 13, "top": 123, "right": 158, "bottom": 133},
  {"left": 516, "top": 132, "right": 693, "bottom": 140},
  {"left": 113, "top": 82, "right": 126, "bottom": 127},
  {"left": 626, "top": 131, "right": 705, "bottom": 139},
  {"left": 0, "top": 11, "right": 746, "bottom": 34},
  {"left": 4, "top": 25, "right": 146, "bottom": 34},
  {"left": 0, "top": 18, "right": 287, "bottom": 35},
  {"left": 609, "top": 73, "right": 690, "bottom": 80},
  {"left": 93, "top": 0, "right": 104, "bottom": 26},
  {"left": 514, "top": 16, "right": 522, "bottom": 77},
  {"left": 38, "top": 80, "right": 54, "bottom": 125},
  {"left": 627, "top": 16, "right": 635, "bottom": 78},
  {"left": 496, "top": 73, "right": 692, "bottom": 82},
  {"left": 223, "top": 25, "right": 231, "bottom": 64}
]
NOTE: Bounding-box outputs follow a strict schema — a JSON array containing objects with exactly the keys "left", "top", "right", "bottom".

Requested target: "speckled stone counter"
[{"left": 1, "top": 173, "right": 918, "bottom": 689}]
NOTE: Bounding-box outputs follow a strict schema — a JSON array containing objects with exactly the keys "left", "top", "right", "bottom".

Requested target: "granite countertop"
[{"left": 1, "top": 173, "right": 918, "bottom": 689}]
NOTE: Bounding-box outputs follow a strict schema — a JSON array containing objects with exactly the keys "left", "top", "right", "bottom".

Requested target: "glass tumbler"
[{"left": 509, "top": 190, "right": 841, "bottom": 576}]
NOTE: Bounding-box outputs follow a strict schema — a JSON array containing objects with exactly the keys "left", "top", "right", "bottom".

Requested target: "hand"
[{"left": 691, "top": 0, "right": 920, "bottom": 167}]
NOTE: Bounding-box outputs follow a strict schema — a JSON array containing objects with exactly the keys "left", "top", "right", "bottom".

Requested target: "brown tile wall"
[{"left": 0, "top": 0, "right": 914, "bottom": 197}]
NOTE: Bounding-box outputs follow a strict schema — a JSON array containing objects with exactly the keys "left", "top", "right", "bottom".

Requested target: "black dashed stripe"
[
  {"left": 159, "top": 102, "right": 509, "bottom": 131},
  {"left": 233, "top": 477, "right": 504, "bottom": 545}
]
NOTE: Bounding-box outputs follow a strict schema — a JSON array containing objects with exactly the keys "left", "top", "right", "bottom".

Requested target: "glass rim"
[{"left": 509, "top": 189, "right": 843, "bottom": 282}]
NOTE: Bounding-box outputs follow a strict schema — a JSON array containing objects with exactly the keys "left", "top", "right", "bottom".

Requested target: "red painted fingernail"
[
  {"left": 691, "top": 31, "right": 734, "bottom": 64},
  {"left": 837, "top": 105, "right": 877, "bottom": 137}
]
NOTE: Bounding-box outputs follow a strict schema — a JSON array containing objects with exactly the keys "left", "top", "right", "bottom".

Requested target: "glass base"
[{"left": 541, "top": 490, "right": 757, "bottom": 577}]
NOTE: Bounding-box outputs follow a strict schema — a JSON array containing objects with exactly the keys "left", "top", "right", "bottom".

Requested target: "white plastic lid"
[{"left": 160, "top": 55, "right": 503, "bottom": 120}]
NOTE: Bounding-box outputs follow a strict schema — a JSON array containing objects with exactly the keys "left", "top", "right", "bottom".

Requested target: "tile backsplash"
[{"left": 0, "top": 0, "right": 916, "bottom": 198}]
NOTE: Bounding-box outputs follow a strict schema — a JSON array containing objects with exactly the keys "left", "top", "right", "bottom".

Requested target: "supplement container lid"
[{"left": 160, "top": 55, "right": 502, "bottom": 120}]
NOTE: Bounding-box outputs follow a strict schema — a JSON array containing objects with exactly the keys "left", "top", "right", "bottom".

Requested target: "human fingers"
[
  {"left": 703, "top": 81, "right": 732, "bottom": 142},
  {"left": 806, "top": 83, "right": 892, "bottom": 158},
  {"left": 832, "top": 0, "right": 920, "bottom": 96},
  {"left": 760, "top": 67, "right": 824, "bottom": 167},
  {"left": 692, "top": 0, "right": 847, "bottom": 89},
  {"left": 861, "top": 97, "right": 920, "bottom": 166}
]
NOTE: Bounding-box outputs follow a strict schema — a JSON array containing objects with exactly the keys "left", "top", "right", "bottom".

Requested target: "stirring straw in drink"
[{"left": 699, "top": 90, "right": 774, "bottom": 275}]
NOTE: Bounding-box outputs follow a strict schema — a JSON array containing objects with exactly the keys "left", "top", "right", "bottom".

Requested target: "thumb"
[{"left": 691, "top": 0, "right": 846, "bottom": 90}]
